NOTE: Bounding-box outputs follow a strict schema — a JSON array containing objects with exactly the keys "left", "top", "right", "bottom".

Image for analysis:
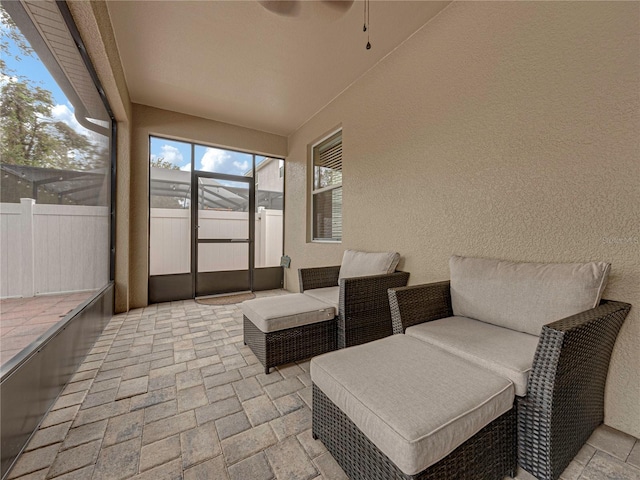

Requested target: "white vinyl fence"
[
  {"left": 1, "top": 202, "right": 283, "bottom": 298},
  {"left": 1, "top": 199, "right": 109, "bottom": 298},
  {"left": 255, "top": 209, "right": 284, "bottom": 268},
  {"left": 149, "top": 208, "right": 283, "bottom": 276}
]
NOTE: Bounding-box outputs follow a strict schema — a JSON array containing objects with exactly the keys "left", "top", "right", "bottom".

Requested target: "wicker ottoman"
[
  {"left": 242, "top": 294, "right": 337, "bottom": 374},
  {"left": 311, "top": 335, "right": 517, "bottom": 480}
]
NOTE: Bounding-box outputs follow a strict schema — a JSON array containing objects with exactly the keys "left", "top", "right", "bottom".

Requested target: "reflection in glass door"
[{"left": 194, "top": 176, "right": 254, "bottom": 296}]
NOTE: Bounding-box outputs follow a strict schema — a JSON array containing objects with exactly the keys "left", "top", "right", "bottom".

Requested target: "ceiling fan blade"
[
  {"left": 321, "top": 0, "right": 355, "bottom": 14},
  {"left": 258, "top": 1, "right": 301, "bottom": 17}
]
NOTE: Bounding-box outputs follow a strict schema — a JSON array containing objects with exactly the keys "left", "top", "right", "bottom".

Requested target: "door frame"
[{"left": 191, "top": 171, "right": 255, "bottom": 297}]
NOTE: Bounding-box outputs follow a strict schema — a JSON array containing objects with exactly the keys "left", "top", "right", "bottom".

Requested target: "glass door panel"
[{"left": 195, "top": 176, "right": 253, "bottom": 296}]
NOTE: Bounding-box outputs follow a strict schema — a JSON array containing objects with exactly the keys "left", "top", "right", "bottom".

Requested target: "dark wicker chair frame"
[
  {"left": 387, "top": 281, "right": 631, "bottom": 480},
  {"left": 298, "top": 266, "right": 410, "bottom": 348},
  {"left": 243, "top": 316, "right": 336, "bottom": 375}
]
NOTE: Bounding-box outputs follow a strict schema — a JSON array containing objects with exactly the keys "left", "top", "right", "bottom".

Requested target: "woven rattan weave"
[
  {"left": 388, "top": 281, "right": 631, "bottom": 480},
  {"left": 243, "top": 315, "right": 336, "bottom": 374},
  {"left": 312, "top": 384, "right": 517, "bottom": 480},
  {"left": 517, "top": 299, "right": 631, "bottom": 480},
  {"left": 299, "top": 265, "right": 410, "bottom": 348}
]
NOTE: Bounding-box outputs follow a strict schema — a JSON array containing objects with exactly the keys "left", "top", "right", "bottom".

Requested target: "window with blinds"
[{"left": 311, "top": 130, "right": 342, "bottom": 241}]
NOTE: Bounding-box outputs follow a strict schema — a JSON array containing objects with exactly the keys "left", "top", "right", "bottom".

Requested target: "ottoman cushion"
[
  {"left": 242, "top": 294, "right": 335, "bottom": 333},
  {"left": 311, "top": 335, "right": 514, "bottom": 476}
]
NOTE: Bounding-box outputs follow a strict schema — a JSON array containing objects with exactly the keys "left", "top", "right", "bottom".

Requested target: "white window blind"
[{"left": 312, "top": 131, "right": 342, "bottom": 241}]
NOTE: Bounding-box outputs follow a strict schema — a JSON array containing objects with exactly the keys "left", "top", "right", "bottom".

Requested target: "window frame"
[{"left": 310, "top": 129, "right": 342, "bottom": 243}]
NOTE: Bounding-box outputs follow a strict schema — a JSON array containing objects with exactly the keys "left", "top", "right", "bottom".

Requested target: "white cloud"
[
  {"left": 151, "top": 145, "right": 185, "bottom": 170},
  {"left": 151, "top": 145, "right": 252, "bottom": 174},
  {"left": 0, "top": 73, "right": 18, "bottom": 87},
  {"left": 233, "top": 160, "right": 250, "bottom": 172},
  {"left": 51, "top": 103, "right": 90, "bottom": 137},
  {"left": 200, "top": 148, "right": 232, "bottom": 172}
]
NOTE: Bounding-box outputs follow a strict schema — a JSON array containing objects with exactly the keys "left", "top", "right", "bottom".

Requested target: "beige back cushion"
[
  {"left": 450, "top": 255, "right": 610, "bottom": 336},
  {"left": 338, "top": 250, "right": 400, "bottom": 280}
]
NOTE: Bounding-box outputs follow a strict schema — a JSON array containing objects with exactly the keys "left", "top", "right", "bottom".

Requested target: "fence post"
[{"left": 20, "top": 198, "right": 35, "bottom": 298}]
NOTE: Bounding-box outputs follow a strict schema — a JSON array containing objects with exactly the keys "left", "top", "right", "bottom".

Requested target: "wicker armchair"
[
  {"left": 299, "top": 265, "right": 410, "bottom": 348},
  {"left": 388, "top": 281, "right": 631, "bottom": 480}
]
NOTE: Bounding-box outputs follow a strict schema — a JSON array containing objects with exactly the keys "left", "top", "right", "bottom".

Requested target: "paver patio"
[
  {"left": 0, "top": 292, "right": 94, "bottom": 368},
  {"left": 6, "top": 290, "right": 640, "bottom": 480}
]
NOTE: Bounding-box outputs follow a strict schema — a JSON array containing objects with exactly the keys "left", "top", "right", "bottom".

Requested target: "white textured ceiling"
[{"left": 107, "top": 0, "right": 450, "bottom": 136}]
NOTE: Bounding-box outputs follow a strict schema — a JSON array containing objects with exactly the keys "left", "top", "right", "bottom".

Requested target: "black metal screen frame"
[
  {"left": 57, "top": 0, "right": 117, "bottom": 285},
  {"left": 147, "top": 138, "right": 285, "bottom": 302},
  {"left": 191, "top": 171, "right": 255, "bottom": 296}
]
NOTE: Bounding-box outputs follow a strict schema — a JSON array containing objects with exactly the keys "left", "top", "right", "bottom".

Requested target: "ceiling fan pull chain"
[
  {"left": 366, "top": 0, "right": 371, "bottom": 49},
  {"left": 363, "top": 0, "right": 367, "bottom": 31}
]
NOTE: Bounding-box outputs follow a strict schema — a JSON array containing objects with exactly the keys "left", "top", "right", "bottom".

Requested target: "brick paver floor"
[
  {"left": 1, "top": 291, "right": 94, "bottom": 368},
  {"left": 6, "top": 290, "right": 640, "bottom": 479}
]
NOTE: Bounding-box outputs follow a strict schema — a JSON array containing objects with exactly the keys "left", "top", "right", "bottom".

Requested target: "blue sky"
[
  {"left": 150, "top": 136, "right": 270, "bottom": 177},
  {"left": 3, "top": 38, "right": 66, "bottom": 104},
  {"left": 2, "top": 21, "right": 91, "bottom": 138}
]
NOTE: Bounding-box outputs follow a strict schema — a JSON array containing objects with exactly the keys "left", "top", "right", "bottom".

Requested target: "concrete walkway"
[{"left": 6, "top": 290, "right": 640, "bottom": 480}]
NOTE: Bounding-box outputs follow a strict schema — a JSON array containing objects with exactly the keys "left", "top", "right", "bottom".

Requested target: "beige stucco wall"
[
  {"left": 131, "top": 104, "right": 288, "bottom": 308},
  {"left": 285, "top": 2, "right": 639, "bottom": 436}
]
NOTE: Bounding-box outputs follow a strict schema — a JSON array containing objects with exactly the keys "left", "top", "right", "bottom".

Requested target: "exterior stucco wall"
[{"left": 285, "top": 2, "right": 639, "bottom": 436}]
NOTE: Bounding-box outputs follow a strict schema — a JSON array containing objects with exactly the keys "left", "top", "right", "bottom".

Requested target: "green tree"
[
  {"left": 50, "top": 120, "right": 98, "bottom": 168},
  {"left": 0, "top": 5, "right": 97, "bottom": 170},
  {"left": 2, "top": 81, "right": 53, "bottom": 165},
  {"left": 0, "top": 6, "right": 33, "bottom": 70},
  {"left": 151, "top": 157, "right": 180, "bottom": 170}
]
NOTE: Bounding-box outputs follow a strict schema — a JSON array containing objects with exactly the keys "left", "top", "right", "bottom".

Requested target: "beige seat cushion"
[
  {"left": 311, "top": 335, "right": 514, "bottom": 476},
  {"left": 242, "top": 294, "right": 335, "bottom": 333},
  {"left": 338, "top": 250, "right": 400, "bottom": 280},
  {"left": 450, "top": 255, "right": 610, "bottom": 336},
  {"left": 406, "top": 316, "right": 539, "bottom": 396},
  {"left": 303, "top": 286, "right": 339, "bottom": 311}
]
